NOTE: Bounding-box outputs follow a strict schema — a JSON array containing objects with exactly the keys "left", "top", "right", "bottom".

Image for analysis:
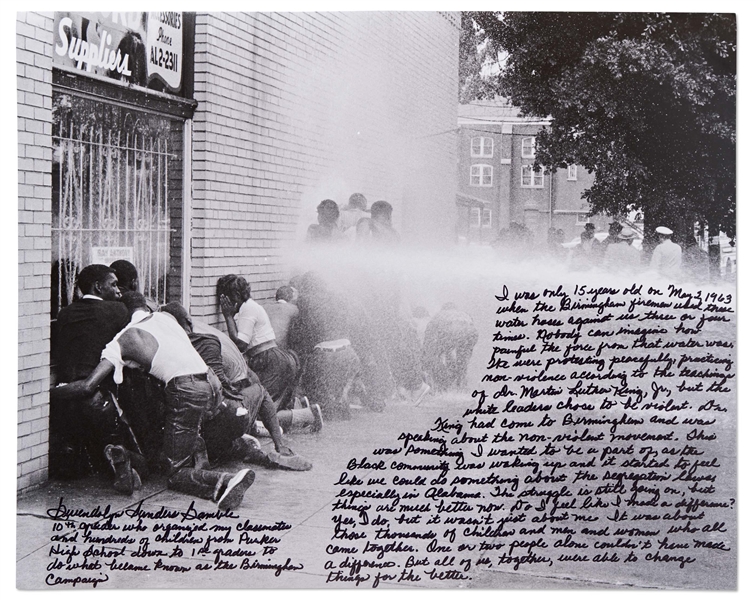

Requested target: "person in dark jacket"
[{"left": 52, "top": 264, "right": 147, "bottom": 489}]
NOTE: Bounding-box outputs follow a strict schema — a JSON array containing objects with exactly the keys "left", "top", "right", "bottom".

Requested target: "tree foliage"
[{"left": 464, "top": 12, "right": 736, "bottom": 238}]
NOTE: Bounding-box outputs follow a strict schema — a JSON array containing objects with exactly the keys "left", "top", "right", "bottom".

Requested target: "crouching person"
[
  {"left": 51, "top": 292, "right": 255, "bottom": 510},
  {"left": 160, "top": 301, "right": 312, "bottom": 471}
]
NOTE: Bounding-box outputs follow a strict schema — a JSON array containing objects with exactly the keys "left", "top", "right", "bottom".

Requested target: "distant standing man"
[
  {"left": 339, "top": 193, "right": 370, "bottom": 239},
  {"left": 650, "top": 226, "right": 682, "bottom": 279},
  {"left": 306, "top": 199, "right": 345, "bottom": 243},
  {"left": 51, "top": 293, "right": 255, "bottom": 509},
  {"left": 603, "top": 227, "right": 640, "bottom": 274},
  {"left": 356, "top": 201, "right": 400, "bottom": 245}
]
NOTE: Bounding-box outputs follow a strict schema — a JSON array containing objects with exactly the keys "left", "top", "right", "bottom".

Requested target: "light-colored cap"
[
  {"left": 655, "top": 226, "right": 673, "bottom": 235},
  {"left": 619, "top": 227, "right": 635, "bottom": 239}
]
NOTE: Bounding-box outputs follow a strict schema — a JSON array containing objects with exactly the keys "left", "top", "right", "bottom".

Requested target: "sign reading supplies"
[{"left": 53, "top": 12, "right": 184, "bottom": 94}]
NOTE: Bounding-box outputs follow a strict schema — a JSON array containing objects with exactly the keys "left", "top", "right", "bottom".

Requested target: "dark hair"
[
  {"left": 584, "top": 222, "right": 596, "bottom": 231},
  {"left": 317, "top": 199, "right": 340, "bottom": 223},
  {"left": 348, "top": 193, "right": 367, "bottom": 210},
  {"left": 217, "top": 274, "right": 251, "bottom": 305},
  {"left": 370, "top": 201, "right": 393, "bottom": 219},
  {"left": 275, "top": 285, "right": 295, "bottom": 302},
  {"left": 121, "top": 291, "right": 149, "bottom": 314},
  {"left": 160, "top": 301, "right": 191, "bottom": 330},
  {"left": 110, "top": 260, "right": 138, "bottom": 288},
  {"left": 609, "top": 222, "right": 623, "bottom": 235},
  {"left": 76, "top": 264, "right": 115, "bottom": 295},
  {"left": 109, "top": 31, "right": 147, "bottom": 86}
]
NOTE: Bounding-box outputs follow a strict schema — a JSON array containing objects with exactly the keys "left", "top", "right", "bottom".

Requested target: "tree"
[{"left": 464, "top": 12, "right": 736, "bottom": 241}]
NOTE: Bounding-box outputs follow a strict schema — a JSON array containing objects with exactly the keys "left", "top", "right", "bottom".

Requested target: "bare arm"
[{"left": 50, "top": 359, "right": 115, "bottom": 402}]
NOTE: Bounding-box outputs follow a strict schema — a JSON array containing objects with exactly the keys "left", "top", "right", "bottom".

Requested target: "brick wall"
[
  {"left": 17, "top": 12, "right": 53, "bottom": 493},
  {"left": 190, "top": 12, "right": 460, "bottom": 320},
  {"left": 15, "top": 10, "right": 459, "bottom": 492}
]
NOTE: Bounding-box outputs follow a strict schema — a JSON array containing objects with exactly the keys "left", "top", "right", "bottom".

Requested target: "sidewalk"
[
  {"left": 17, "top": 400, "right": 448, "bottom": 589},
  {"left": 16, "top": 396, "right": 623, "bottom": 590}
]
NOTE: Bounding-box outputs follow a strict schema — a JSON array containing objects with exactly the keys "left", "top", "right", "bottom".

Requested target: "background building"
[
  {"left": 456, "top": 100, "right": 610, "bottom": 245},
  {"left": 17, "top": 11, "right": 460, "bottom": 493}
]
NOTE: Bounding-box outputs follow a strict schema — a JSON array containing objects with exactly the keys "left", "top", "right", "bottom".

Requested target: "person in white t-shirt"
[
  {"left": 51, "top": 292, "right": 255, "bottom": 510},
  {"left": 218, "top": 275, "right": 301, "bottom": 413}
]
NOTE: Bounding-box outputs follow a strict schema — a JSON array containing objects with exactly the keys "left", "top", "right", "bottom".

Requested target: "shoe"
[
  {"left": 104, "top": 444, "right": 134, "bottom": 495},
  {"left": 267, "top": 451, "right": 312, "bottom": 471},
  {"left": 412, "top": 382, "right": 431, "bottom": 407},
  {"left": 217, "top": 468, "right": 255, "bottom": 511},
  {"left": 310, "top": 403, "right": 324, "bottom": 433}
]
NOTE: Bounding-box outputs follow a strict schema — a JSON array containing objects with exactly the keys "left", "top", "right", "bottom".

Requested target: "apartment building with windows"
[{"left": 456, "top": 101, "right": 609, "bottom": 245}]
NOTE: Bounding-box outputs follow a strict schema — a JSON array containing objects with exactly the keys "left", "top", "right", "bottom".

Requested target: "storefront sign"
[
  {"left": 146, "top": 12, "right": 183, "bottom": 91},
  {"left": 90, "top": 246, "right": 134, "bottom": 266},
  {"left": 53, "top": 12, "right": 184, "bottom": 93}
]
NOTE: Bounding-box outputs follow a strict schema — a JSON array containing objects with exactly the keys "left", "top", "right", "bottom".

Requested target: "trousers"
[{"left": 162, "top": 373, "right": 228, "bottom": 500}]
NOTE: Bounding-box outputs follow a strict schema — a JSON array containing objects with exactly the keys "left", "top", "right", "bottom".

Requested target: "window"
[
  {"left": 567, "top": 165, "right": 578, "bottom": 180},
  {"left": 521, "top": 164, "right": 544, "bottom": 188},
  {"left": 576, "top": 213, "right": 590, "bottom": 224},
  {"left": 470, "top": 207, "right": 481, "bottom": 228},
  {"left": 52, "top": 92, "right": 185, "bottom": 319},
  {"left": 470, "top": 164, "right": 493, "bottom": 187},
  {"left": 471, "top": 137, "right": 493, "bottom": 157},
  {"left": 482, "top": 208, "right": 492, "bottom": 229},
  {"left": 522, "top": 136, "right": 536, "bottom": 158}
]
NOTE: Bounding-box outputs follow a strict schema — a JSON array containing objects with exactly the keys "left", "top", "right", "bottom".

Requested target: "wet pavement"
[
  {"left": 16, "top": 397, "right": 448, "bottom": 589},
  {"left": 16, "top": 393, "right": 618, "bottom": 590},
  {"left": 19, "top": 386, "right": 683, "bottom": 591}
]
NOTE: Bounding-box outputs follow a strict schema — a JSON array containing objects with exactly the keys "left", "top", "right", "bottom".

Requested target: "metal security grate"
[{"left": 52, "top": 94, "right": 177, "bottom": 316}]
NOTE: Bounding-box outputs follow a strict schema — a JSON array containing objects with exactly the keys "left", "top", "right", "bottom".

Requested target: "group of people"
[
  {"left": 305, "top": 193, "right": 400, "bottom": 245},
  {"left": 570, "top": 222, "right": 706, "bottom": 280},
  {"left": 51, "top": 237, "right": 480, "bottom": 509},
  {"left": 51, "top": 262, "right": 312, "bottom": 510},
  {"left": 494, "top": 220, "right": 709, "bottom": 281}
]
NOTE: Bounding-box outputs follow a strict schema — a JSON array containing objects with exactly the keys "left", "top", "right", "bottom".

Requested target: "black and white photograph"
[{"left": 10, "top": 4, "right": 744, "bottom": 592}]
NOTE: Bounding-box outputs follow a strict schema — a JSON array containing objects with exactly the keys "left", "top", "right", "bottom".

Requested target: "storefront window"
[{"left": 51, "top": 91, "right": 184, "bottom": 318}]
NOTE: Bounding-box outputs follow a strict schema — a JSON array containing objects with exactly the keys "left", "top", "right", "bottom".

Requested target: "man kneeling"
[{"left": 51, "top": 293, "right": 254, "bottom": 510}]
